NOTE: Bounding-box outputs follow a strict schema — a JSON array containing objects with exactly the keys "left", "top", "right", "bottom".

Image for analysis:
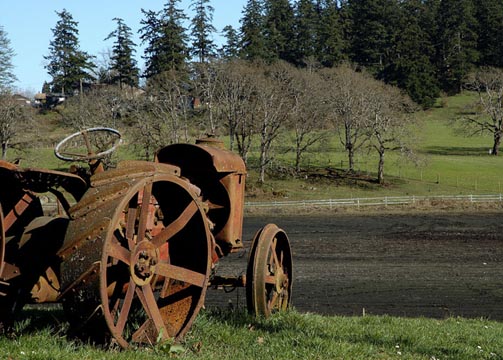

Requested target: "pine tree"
[
  {"left": 348, "top": 0, "right": 390, "bottom": 71},
  {"left": 317, "top": 0, "right": 345, "bottom": 67},
  {"left": 381, "top": 0, "right": 439, "bottom": 108},
  {"left": 189, "top": 0, "right": 217, "bottom": 63},
  {"left": 435, "top": 0, "right": 478, "bottom": 93},
  {"left": 105, "top": 18, "right": 139, "bottom": 88},
  {"left": 263, "top": 0, "right": 296, "bottom": 63},
  {"left": 475, "top": 0, "right": 503, "bottom": 67},
  {"left": 140, "top": 0, "right": 189, "bottom": 78},
  {"left": 0, "top": 26, "right": 17, "bottom": 92},
  {"left": 240, "top": 0, "right": 267, "bottom": 61},
  {"left": 220, "top": 25, "right": 241, "bottom": 59},
  {"left": 44, "top": 9, "right": 95, "bottom": 95},
  {"left": 294, "top": 0, "right": 318, "bottom": 66}
]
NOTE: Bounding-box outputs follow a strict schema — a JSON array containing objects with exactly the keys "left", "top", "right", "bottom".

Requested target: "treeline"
[{"left": 44, "top": 0, "right": 503, "bottom": 109}]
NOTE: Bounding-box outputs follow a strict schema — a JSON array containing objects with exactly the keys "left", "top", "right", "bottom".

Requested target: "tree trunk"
[
  {"left": 492, "top": 130, "right": 502, "bottom": 155},
  {"left": 377, "top": 150, "right": 385, "bottom": 184},
  {"left": 1, "top": 142, "right": 7, "bottom": 160}
]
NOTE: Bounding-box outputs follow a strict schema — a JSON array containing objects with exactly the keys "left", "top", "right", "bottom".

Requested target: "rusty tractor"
[{"left": 0, "top": 127, "right": 292, "bottom": 347}]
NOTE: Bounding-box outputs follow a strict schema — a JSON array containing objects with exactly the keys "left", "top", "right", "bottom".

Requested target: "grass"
[{"left": 1, "top": 307, "right": 503, "bottom": 360}]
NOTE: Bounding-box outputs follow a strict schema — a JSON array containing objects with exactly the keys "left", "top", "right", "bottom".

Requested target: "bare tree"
[
  {"left": 256, "top": 62, "right": 291, "bottom": 183},
  {"left": 364, "top": 80, "right": 417, "bottom": 184},
  {"left": 286, "top": 67, "right": 329, "bottom": 173},
  {"left": 0, "top": 93, "right": 33, "bottom": 160},
  {"left": 320, "top": 64, "right": 372, "bottom": 172},
  {"left": 463, "top": 67, "right": 503, "bottom": 155}
]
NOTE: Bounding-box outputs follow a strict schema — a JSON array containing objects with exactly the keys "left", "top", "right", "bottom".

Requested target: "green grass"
[{"left": 1, "top": 307, "right": 502, "bottom": 360}]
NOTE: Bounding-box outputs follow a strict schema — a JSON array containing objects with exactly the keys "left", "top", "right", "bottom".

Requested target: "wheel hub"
[{"left": 130, "top": 240, "right": 159, "bottom": 286}]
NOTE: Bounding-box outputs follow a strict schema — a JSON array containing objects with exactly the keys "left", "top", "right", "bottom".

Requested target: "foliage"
[
  {"left": 139, "top": 0, "right": 189, "bottom": 78},
  {"left": 189, "top": 0, "right": 217, "bottom": 63},
  {"left": 0, "top": 93, "right": 34, "bottom": 159},
  {"left": 0, "top": 26, "right": 17, "bottom": 91},
  {"left": 104, "top": 18, "right": 140, "bottom": 88},
  {"left": 44, "top": 9, "right": 96, "bottom": 95}
]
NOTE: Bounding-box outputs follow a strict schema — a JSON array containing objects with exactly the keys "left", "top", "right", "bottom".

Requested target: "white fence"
[{"left": 245, "top": 194, "right": 503, "bottom": 209}]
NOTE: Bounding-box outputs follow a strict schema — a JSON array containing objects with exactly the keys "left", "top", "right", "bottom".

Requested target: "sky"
[{"left": 0, "top": 0, "right": 247, "bottom": 95}]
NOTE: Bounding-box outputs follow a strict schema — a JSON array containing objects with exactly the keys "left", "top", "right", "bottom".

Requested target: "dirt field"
[{"left": 205, "top": 210, "right": 503, "bottom": 320}]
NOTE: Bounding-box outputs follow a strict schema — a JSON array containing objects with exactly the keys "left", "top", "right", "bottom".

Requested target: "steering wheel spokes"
[{"left": 54, "top": 127, "right": 122, "bottom": 162}]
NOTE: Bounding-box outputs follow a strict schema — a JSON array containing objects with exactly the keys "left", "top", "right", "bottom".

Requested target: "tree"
[
  {"left": 104, "top": 18, "right": 140, "bottom": 88},
  {"left": 219, "top": 25, "right": 241, "bottom": 59},
  {"left": 189, "top": 0, "right": 217, "bottom": 63},
  {"left": 286, "top": 66, "right": 329, "bottom": 172},
  {"left": 0, "top": 26, "right": 17, "bottom": 91},
  {"left": 316, "top": 0, "right": 345, "bottom": 68},
  {"left": 0, "top": 93, "right": 32, "bottom": 159},
  {"left": 214, "top": 59, "right": 258, "bottom": 154},
  {"left": 320, "top": 64, "right": 371, "bottom": 172},
  {"left": 364, "top": 79, "right": 417, "bottom": 184},
  {"left": 462, "top": 67, "right": 503, "bottom": 156},
  {"left": 256, "top": 61, "right": 291, "bottom": 183},
  {"left": 44, "top": 9, "right": 95, "bottom": 95},
  {"left": 381, "top": 0, "right": 439, "bottom": 108},
  {"left": 435, "top": 0, "right": 478, "bottom": 94},
  {"left": 240, "top": 0, "right": 267, "bottom": 61},
  {"left": 475, "top": 0, "right": 503, "bottom": 67},
  {"left": 348, "top": 0, "right": 394, "bottom": 73},
  {"left": 263, "top": 0, "right": 296, "bottom": 63},
  {"left": 140, "top": 0, "right": 189, "bottom": 78},
  {"left": 294, "top": 0, "right": 318, "bottom": 66}
]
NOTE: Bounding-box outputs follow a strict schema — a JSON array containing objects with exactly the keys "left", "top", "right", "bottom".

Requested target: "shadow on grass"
[{"left": 421, "top": 146, "right": 491, "bottom": 156}]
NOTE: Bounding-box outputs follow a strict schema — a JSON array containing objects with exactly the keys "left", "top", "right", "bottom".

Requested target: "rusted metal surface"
[
  {"left": 156, "top": 139, "right": 246, "bottom": 255},
  {"left": 246, "top": 224, "right": 293, "bottom": 317},
  {"left": 60, "top": 161, "right": 211, "bottom": 347}
]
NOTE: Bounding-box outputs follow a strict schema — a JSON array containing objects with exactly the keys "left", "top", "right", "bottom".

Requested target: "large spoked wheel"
[
  {"left": 246, "top": 224, "right": 293, "bottom": 317},
  {"left": 54, "top": 127, "right": 121, "bottom": 162},
  {"left": 100, "top": 176, "right": 211, "bottom": 348}
]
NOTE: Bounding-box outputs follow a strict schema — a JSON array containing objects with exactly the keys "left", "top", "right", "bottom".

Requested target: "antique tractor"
[{"left": 0, "top": 128, "right": 292, "bottom": 348}]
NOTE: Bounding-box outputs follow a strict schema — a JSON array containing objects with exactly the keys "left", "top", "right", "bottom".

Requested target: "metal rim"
[
  {"left": 54, "top": 127, "right": 122, "bottom": 162},
  {"left": 99, "top": 175, "right": 212, "bottom": 348},
  {"left": 246, "top": 224, "right": 293, "bottom": 317}
]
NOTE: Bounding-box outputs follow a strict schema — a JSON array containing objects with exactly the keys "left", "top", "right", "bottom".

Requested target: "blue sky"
[{"left": 1, "top": 1, "right": 247, "bottom": 94}]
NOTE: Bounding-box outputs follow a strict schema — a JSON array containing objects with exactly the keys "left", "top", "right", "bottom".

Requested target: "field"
[{"left": 1, "top": 93, "right": 503, "bottom": 359}]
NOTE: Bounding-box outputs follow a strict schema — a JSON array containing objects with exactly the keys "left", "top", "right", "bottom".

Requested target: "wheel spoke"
[
  {"left": 152, "top": 201, "right": 198, "bottom": 248},
  {"left": 268, "top": 290, "right": 279, "bottom": 309},
  {"left": 137, "top": 284, "right": 168, "bottom": 341},
  {"left": 114, "top": 279, "right": 136, "bottom": 335},
  {"left": 155, "top": 261, "right": 206, "bottom": 288},
  {"left": 137, "top": 183, "right": 153, "bottom": 240},
  {"left": 107, "top": 241, "right": 131, "bottom": 265},
  {"left": 125, "top": 196, "right": 138, "bottom": 249}
]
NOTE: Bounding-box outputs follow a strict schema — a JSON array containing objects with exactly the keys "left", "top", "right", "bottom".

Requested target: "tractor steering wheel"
[{"left": 54, "top": 127, "right": 122, "bottom": 162}]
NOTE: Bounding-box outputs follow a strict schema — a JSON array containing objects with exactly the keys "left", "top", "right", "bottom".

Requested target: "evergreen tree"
[
  {"left": 139, "top": 0, "right": 189, "bottom": 78},
  {"left": 317, "top": 0, "right": 345, "bottom": 67},
  {"left": 189, "top": 0, "right": 217, "bottom": 63},
  {"left": 0, "top": 26, "right": 17, "bottom": 91},
  {"left": 105, "top": 18, "right": 140, "bottom": 88},
  {"left": 435, "top": 0, "right": 478, "bottom": 93},
  {"left": 240, "top": 0, "right": 267, "bottom": 61},
  {"left": 263, "top": 0, "right": 296, "bottom": 63},
  {"left": 475, "top": 0, "right": 503, "bottom": 67},
  {"left": 220, "top": 25, "right": 241, "bottom": 59},
  {"left": 44, "top": 9, "right": 95, "bottom": 95},
  {"left": 381, "top": 0, "right": 439, "bottom": 108},
  {"left": 294, "top": 0, "right": 318, "bottom": 66},
  {"left": 348, "top": 0, "right": 392, "bottom": 72}
]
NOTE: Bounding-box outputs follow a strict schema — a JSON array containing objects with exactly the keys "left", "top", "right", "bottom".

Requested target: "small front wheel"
[{"left": 246, "top": 224, "right": 293, "bottom": 317}]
